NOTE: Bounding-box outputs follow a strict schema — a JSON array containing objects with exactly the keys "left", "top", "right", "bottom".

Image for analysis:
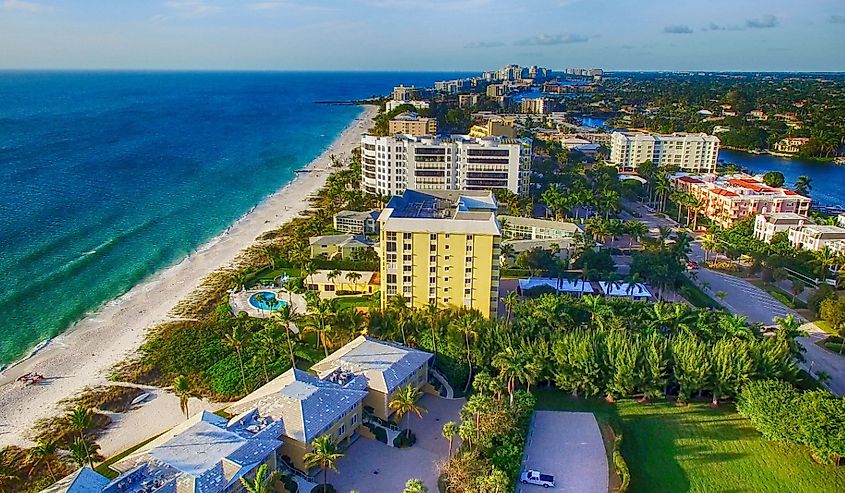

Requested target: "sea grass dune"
[{"left": 0, "top": 105, "right": 377, "bottom": 451}]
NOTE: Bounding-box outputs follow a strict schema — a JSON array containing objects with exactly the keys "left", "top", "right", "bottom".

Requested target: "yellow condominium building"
[
  {"left": 389, "top": 111, "right": 437, "bottom": 136},
  {"left": 378, "top": 189, "right": 501, "bottom": 318}
]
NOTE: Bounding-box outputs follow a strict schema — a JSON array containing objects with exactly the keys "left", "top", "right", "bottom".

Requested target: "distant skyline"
[{"left": 2, "top": 0, "right": 844, "bottom": 72}]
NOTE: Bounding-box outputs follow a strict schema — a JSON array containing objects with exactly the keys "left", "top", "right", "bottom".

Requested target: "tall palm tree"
[
  {"left": 67, "top": 406, "right": 93, "bottom": 468},
  {"left": 67, "top": 438, "right": 95, "bottom": 469},
  {"left": 304, "top": 298, "right": 337, "bottom": 356},
  {"left": 442, "top": 421, "right": 459, "bottom": 458},
  {"left": 28, "top": 439, "right": 59, "bottom": 480},
  {"left": 701, "top": 232, "right": 720, "bottom": 263},
  {"left": 501, "top": 291, "right": 519, "bottom": 323},
  {"left": 303, "top": 435, "right": 344, "bottom": 493},
  {"left": 654, "top": 174, "right": 671, "bottom": 213},
  {"left": 327, "top": 269, "right": 342, "bottom": 290},
  {"left": 499, "top": 243, "right": 515, "bottom": 268},
  {"left": 452, "top": 312, "right": 481, "bottom": 393},
  {"left": 224, "top": 326, "right": 250, "bottom": 395},
  {"left": 173, "top": 375, "right": 192, "bottom": 419},
  {"left": 239, "top": 463, "right": 280, "bottom": 493},
  {"left": 422, "top": 302, "right": 441, "bottom": 356},
  {"left": 345, "top": 271, "right": 363, "bottom": 292},
  {"left": 388, "top": 384, "right": 426, "bottom": 439},
  {"left": 271, "top": 303, "right": 299, "bottom": 368},
  {"left": 624, "top": 220, "right": 649, "bottom": 250}
]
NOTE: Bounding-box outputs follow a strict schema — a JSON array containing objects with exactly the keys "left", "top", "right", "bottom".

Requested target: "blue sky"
[{"left": 1, "top": 0, "right": 844, "bottom": 71}]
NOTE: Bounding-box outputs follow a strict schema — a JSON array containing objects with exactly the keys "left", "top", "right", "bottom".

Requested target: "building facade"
[
  {"left": 309, "top": 234, "right": 375, "bottom": 260},
  {"left": 788, "top": 224, "right": 845, "bottom": 254},
  {"left": 753, "top": 212, "right": 812, "bottom": 243},
  {"left": 333, "top": 209, "right": 380, "bottom": 234},
  {"left": 388, "top": 112, "right": 437, "bottom": 136},
  {"left": 378, "top": 189, "right": 501, "bottom": 318},
  {"left": 392, "top": 84, "right": 420, "bottom": 102},
  {"left": 519, "top": 97, "right": 554, "bottom": 115},
  {"left": 385, "top": 99, "right": 430, "bottom": 112},
  {"left": 498, "top": 215, "right": 583, "bottom": 240},
  {"left": 361, "top": 134, "right": 532, "bottom": 197},
  {"left": 609, "top": 131, "right": 720, "bottom": 173},
  {"left": 672, "top": 174, "right": 812, "bottom": 228}
]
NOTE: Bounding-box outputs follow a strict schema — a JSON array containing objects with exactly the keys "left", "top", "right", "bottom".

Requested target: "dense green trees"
[{"left": 738, "top": 380, "right": 845, "bottom": 464}]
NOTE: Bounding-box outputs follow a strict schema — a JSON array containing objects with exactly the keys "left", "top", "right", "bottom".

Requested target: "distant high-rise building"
[
  {"left": 391, "top": 85, "right": 420, "bottom": 102},
  {"left": 361, "top": 134, "right": 532, "bottom": 196},
  {"left": 519, "top": 97, "right": 555, "bottom": 115},
  {"left": 609, "top": 131, "right": 720, "bottom": 173}
]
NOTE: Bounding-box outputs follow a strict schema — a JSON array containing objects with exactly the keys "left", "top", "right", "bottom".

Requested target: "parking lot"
[{"left": 519, "top": 411, "right": 608, "bottom": 493}]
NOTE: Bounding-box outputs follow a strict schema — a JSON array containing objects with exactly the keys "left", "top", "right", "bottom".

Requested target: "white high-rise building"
[
  {"left": 609, "top": 131, "right": 719, "bottom": 173},
  {"left": 361, "top": 134, "right": 532, "bottom": 197}
]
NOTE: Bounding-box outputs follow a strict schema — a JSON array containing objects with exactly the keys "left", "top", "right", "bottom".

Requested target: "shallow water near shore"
[{"left": 0, "top": 71, "right": 467, "bottom": 364}]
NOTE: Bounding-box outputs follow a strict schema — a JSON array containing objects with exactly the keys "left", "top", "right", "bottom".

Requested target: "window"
[
  {"left": 404, "top": 243, "right": 412, "bottom": 251},
  {"left": 338, "top": 424, "right": 346, "bottom": 436},
  {"left": 404, "top": 233, "right": 412, "bottom": 240},
  {"left": 352, "top": 414, "right": 358, "bottom": 425},
  {"left": 386, "top": 241, "right": 397, "bottom": 252},
  {"left": 430, "top": 234, "right": 437, "bottom": 240},
  {"left": 403, "top": 265, "right": 412, "bottom": 272},
  {"left": 430, "top": 244, "right": 437, "bottom": 252},
  {"left": 387, "top": 274, "right": 397, "bottom": 283},
  {"left": 403, "top": 275, "right": 412, "bottom": 283},
  {"left": 403, "top": 254, "right": 412, "bottom": 262}
]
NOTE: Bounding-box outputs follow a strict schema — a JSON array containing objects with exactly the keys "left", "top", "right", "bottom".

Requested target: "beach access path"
[{"left": 0, "top": 105, "right": 378, "bottom": 451}]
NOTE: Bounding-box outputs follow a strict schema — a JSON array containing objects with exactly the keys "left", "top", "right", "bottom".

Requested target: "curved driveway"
[{"left": 519, "top": 411, "right": 608, "bottom": 493}]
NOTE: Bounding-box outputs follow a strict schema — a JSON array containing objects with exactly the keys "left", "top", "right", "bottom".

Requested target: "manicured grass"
[
  {"left": 534, "top": 390, "right": 845, "bottom": 493},
  {"left": 247, "top": 266, "right": 301, "bottom": 286},
  {"left": 813, "top": 320, "right": 837, "bottom": 335},
  {"left": 333, "top": 295, "right": 372, "bottom": 310},
  {"left": 678, "top": 275, "right": 722, "bottom": 309}
]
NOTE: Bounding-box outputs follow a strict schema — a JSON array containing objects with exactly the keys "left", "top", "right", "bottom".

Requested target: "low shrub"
[
  {"left": 393, "top": 430, "right": 416, "bottom": 448},
  {"left": 364, "top": 422, "right": 388, "bottom": 443},
  {"left": 612, "top": 432, "right": 630, "bottom": 493},
  {"left": 60, "top": 385, "right": 145, "bottom": 413},
  {"left": 737, "top": 380, "right": 845, "bottom": 464},
  {"left": 824, "top": 342, "right": 844, "bottom": 354},
  {"left": 706, "top": 260, "right": 740, "bottom": 272}
]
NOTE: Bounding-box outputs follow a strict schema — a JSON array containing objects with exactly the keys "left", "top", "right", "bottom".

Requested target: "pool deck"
[{"left": 229, "top": 288, "right": 307, "bottom": 329}]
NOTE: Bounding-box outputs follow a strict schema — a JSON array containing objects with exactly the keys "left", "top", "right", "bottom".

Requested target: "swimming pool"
[{"left": 248, "top": 291, "right": 288, "bottom": 311}]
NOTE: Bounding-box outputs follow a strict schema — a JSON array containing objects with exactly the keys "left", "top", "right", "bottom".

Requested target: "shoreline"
[{"left": 0, "top": 104, "right": 378, "bottom": 450}]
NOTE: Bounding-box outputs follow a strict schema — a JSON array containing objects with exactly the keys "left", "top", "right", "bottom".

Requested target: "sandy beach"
[{"left": 0, "top": 104, "right": 377, "bottom": 452}]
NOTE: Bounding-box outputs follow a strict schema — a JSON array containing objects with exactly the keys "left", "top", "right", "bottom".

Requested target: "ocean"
[{"left": 0, "top": 71, "right": 470, "bottom": 365}]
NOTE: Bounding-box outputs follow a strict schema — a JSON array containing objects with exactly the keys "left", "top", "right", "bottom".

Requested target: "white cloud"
[
  {"left": 163, "top": 0, "right": 223, "bottom": 18},
  {"left": 1, "top": 0, "right": 52, "bottom": 13},
  {"left": 514, "top": 33, "right": 588, "bottom": 46}
]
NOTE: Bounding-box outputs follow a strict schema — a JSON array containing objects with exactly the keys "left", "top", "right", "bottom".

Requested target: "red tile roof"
[{"left": 678, "top": 176, "right": 703, "bottom": 184}]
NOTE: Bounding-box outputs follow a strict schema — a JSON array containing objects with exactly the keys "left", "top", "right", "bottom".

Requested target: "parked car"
[
  {"left": 520, "top": 469, "right": 555, "bottom": 488},
  {"left": 686, "top": 261, "right": 699, "bottom": 270}
]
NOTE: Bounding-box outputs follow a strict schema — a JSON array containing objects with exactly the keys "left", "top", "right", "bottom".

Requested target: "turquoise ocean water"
[{"left": 0, "top": 71, "right": 468, "bottom": 365}]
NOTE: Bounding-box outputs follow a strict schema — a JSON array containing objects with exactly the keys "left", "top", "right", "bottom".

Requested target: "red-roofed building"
[{"left": 671, "top": 173, "right": 811, "bottom": 228}]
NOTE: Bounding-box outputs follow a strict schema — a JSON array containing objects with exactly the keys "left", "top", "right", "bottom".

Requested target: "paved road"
[
  {"left": 519, "top": 411, "right": 608, "bottom": 493},
  {"left": 625, "top": 200, "right": 845, "bottom": 396}
]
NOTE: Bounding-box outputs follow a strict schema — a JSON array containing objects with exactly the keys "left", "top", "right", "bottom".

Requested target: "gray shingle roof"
[
  {"left": 227, "top": 369, "right": 368, "bottom": 444},
  {"left": 311, "top": 336, "right": 433, "bottom": 394},
  {"left": 40, "top": 467, "right": 110, "bottom": 493}
]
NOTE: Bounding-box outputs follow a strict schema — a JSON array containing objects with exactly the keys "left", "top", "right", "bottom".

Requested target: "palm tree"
[
  {"left": 624, "top": 220, "right": 649, "bottom": 250},
  {"left": 327, "top": 269, "right": 342, "bottom": 290},
  {"left": 271, "top": 304, "right": 299, "bottom": 367},
  {"left": 388, "top": 384, "right": 426, "bottom": 439},
  {"left": 794, "top": 175, "right": 812, "bottom": 196},
  {"left": 492, "top": 346, "right": 535, "bottom": 403},
  {"left": 654, "top": 174, "right": 671, "bottom": 212},
  {"left": 173, "top": 375, "right": 192, "bottom": 419},
  {"left": 224, "top": 326, "right": 250, "bottom": 395},
  {"left": 403, "top": 479, "right": 429, "bottom": 493},
  {"left": 27, "top": 439, "right": 59, "bottom": 480},
  {"left": 304, "top": 298, "right": 337, "bottom": 357},
  {"left": 303, "top": 435, "right": 344, "bottom": 493},
  {"left": 499, "top": 243, "right": 515, "bottom": 267},
  {"left": 67, "top": 437, "right": 98, "bottom": 469},
  {"left": 442, "top": 421, "right": 459, "bottom": 458},
  {"left": 701, "top": 232, "right": 720, "bottom": 263},
  {"left": 452, "top": 312, "right": 481, "bottom": 393},
  {"left": 67, "top": 406, "right": 93, "bottom": 468},
  {"left": 501, "top": 291, "right": 519, "bottom": 323},
  {"left": 240, "top": 463, "right": 280, "bottom": 493},
  {"left": 345, "top": 271, "right": 363, "bottom": 293}
]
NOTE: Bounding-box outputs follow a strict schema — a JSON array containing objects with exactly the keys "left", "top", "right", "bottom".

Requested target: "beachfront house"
[
  {"left": 44, "top": 410, "right": 283, "bottom": 493},
  {"left": 308, "top": 234, "right": 374, "bottom": 260},
  {"left": 333, "top": 209, "right": 380, "bottom": 234},
  {"left": 307, "top": 269, "right": 379, "bottom": 296},
  {"left": 311, "top": 336, "right": 433, "bottom": 421},
  {"left": 226, "top": 368, "right": 368, "bottom": 473}
]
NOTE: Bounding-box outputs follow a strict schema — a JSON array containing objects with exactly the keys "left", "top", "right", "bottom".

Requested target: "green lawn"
[
  {"left": 333, "top": 295, "right": 372, "bottom": 310},
  {"left": 813, "top": 320, "right": 837, "bottom": 335},
  {"left": 534, "top": 390, "right": 845, "bottom": 493}
]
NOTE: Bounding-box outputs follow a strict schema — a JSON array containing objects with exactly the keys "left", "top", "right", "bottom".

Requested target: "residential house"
[
  {"left": 788, "top": 224, "right": 845, "bottom": 254},
  {"left": 333, "top": 209, "right": 380, "bottom": 234},
  {"left": 227, "top": 369, "right": 368, "bottom": 473},
  {"left": 309, "top": 234, "right": 374, "bottom": 260},
  {"left": 775, "top": 137, "right": 810, "bottom": 154},
  {"left": 753, "top": 212, "right": 812, "bottom": 243},
  {"left": 311, "top": 336, "right": 433, "bottom": 421},
  {"left": 307, "top": 269, "right": 379, "bottom": 296}
]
